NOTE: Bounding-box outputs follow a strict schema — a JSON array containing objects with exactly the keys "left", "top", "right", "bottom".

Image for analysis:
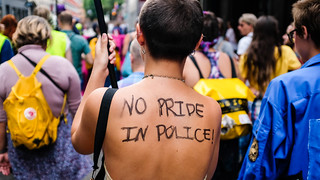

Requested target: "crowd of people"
[{"left": 0, "top": 0, "right": 319, "bottom": 179}]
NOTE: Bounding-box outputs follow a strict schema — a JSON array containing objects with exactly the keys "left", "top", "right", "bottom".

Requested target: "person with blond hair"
[
  {"left": 237, "top": 13, "right": 257, "bottom": 55},
  {"left": 238, "top": 0, "right": 320, "bottom": 179},
  {"left": 0, "top": 15, "right": 91, "bottom": 179},
  {"left": 33, "top": 6, "right": 73, "bottom": 63}
]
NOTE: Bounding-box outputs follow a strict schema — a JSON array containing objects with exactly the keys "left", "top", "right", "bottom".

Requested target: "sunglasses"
[{"left": 287, "top": 29, "right": 297, "bottom": 44}]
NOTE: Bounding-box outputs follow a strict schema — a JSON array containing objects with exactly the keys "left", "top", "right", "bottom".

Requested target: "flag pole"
[{"left": 93, "top": 0, "right": 118, "bottom": 88}]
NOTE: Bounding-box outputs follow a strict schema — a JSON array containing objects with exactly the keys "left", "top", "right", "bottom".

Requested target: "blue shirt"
[
  {"left": 117, "top": 72, "right": 144, "bottom": 88},
  {"left": 238, "top": 53, "right": 320, "bottom": 180}
]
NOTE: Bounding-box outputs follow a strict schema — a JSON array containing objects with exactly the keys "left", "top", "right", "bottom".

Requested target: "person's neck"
[
  {"left": 144, "top": 55, "right": 185, "bottom": 81},
  {"left": 59, "top": 25, "right": 73, "bottom": 31},
  {"left": 309, "top": 48, "right": 320, "bottom": 60},
  {"left": 132, "top": 65, "right": 145, "bottom": 73}
]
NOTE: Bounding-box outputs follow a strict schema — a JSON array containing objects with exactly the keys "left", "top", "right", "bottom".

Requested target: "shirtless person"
[{"left": 71, "top": 0, "right": 221, "bottom": 179}]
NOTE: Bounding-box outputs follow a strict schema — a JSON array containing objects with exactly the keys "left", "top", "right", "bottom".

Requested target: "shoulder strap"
[
  {"left": 189, "top": 55, "right": 204, "bottom": 79},
  {"left": 92, "top": 88, "right": 118, "bottom": 180},
  {"left": 32, "top": 54, "right": 51, "bottom": 75},
  {"left": 229, "top": 56, "right": 237, "bottom": 78},
  {"left": 20, "top": 52, "right": 66, "bottom": 94},
  {"left": 7, "top": 60, "right": 23, "bottom": 77}
]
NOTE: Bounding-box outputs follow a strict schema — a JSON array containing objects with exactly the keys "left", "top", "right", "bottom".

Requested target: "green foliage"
[{"left": 83, "top": 0, "right": 124, "bottom": 20}]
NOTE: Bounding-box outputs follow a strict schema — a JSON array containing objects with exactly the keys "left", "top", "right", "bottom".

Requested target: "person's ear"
[
  {"left": 301, "top": 26, "right": 309, "bottom": 39},
  {"left": 194, "top": 34, "right": 203, "bottom": 50},
  {"left": 136, "top": 24, "right": 145, "bottom": 46}
]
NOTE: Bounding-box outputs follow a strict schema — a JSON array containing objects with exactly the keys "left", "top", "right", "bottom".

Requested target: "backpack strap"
[
  {"left": 32, "top": 54, "right": 51, "bottom": 76},
  {"left": 20, "top": 52, "right": 66, "bottom": 94},
  {"left": 7, "top": 60, "right": 23, "bottom": 78},
  {"left": 189, "top": 55, "right": 204, "bottom": 79},
  {"left": 229, "top": 56, "right": 237, "bottom": 78},
  {"left": 60, "top": 94, "right": 68, "bottom": 124},
  {"left": 92, "top": 88, "right": 118, "bottom": 180}
]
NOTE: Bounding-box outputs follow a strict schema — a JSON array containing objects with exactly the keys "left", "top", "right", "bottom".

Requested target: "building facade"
[
  {"left": 0, "top": 0, "right": 82, "bottom": 20},
  {"left": 0, "top": 0, "right": 28, "bottom": 20}
]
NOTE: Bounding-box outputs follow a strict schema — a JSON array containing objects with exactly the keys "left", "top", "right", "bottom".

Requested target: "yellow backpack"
[
  {"left": 194, "top": 78, "right": 256, "bottom": 140},
  {"left": 3, "top": 55, "right": 67, "bottom": 150}
]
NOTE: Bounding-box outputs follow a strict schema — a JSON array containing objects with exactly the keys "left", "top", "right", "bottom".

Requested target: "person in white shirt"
[
  {"left": 225, "top": 21, "right": 237, "bottom": 52},
  {"left": 237, "top": 13, "right": 257, "bottom": 55}
]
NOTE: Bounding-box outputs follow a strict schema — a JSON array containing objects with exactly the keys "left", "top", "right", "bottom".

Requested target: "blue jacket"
[
  {"left": 0, "top": 34, "right": 14, "bottom": 63},
  {"left": 238, "top": 53, "right": 320, "bottom": 180}
]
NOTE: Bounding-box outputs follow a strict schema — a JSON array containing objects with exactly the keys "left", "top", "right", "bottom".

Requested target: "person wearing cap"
[{"left": 237, "top": 13, "right": 257, "bottom": 55}]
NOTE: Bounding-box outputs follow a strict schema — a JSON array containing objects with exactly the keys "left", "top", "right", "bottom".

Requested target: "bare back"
[{"left": 95, "top": 80, "right": 221, "bottom": 179}]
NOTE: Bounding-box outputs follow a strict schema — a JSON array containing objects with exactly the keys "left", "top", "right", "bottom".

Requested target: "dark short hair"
[
  {"left": 292, "top": 0, "right": 320, "bottom": 48},
  {"left": 139, "top": 0, "right": 203, "bottom": 61},
  {"left": 58, "top": 11, "right": 73, "bottom": 26},
  {"left": 202, "top": 11, "right": 219, "bottom": 42}
]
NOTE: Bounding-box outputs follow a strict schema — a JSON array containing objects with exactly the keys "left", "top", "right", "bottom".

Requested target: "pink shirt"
[{"left": 0, "top": 45, "right": 81, "bottom": 122}]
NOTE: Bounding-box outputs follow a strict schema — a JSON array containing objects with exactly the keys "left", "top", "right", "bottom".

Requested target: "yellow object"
[
  {"left": 89, "top": 37, "right": 121, "bottom": 71},
  {"left": 46, "top": 30, "right": 67, "bottom": 57},
  {"left": 194, "top": 78, "right": 255, "bottom": 140},
  {"left": 3, "top": 55, "right": 67, "bottom": 150},
  {"left": 239, "top": 45, "right": 301, "bottom": 92}
]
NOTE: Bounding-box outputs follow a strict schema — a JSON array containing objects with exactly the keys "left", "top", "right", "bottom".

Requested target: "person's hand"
[
  {"left": 0, "top": 152, "right": 11, "bottom": 176},
  {"left": 94, "top": 33, "right": 116, "bottom": 73}
]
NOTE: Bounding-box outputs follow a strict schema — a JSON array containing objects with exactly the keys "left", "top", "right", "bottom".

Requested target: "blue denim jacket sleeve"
[{"left": 238, "top": 80, "right": 292, "bottom": 180}]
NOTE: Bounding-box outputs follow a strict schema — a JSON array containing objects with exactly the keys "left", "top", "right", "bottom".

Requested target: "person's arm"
[
  {"left": 71, "top": 34, "right": 116, "bottom": 154},
  {"left": 238, "top": 80, "right": 291, "bottom": 179},
  {"left": 0, "top": 122, "right": 6, "bottom": 154},
  {"left": 218, "top": 52, "right": 232, "bottom": 78},
  {"left": 0, "top": 122, "right": 11, "bottom": 176},
  {"left": 206, "top": 100, "right": 221, "bottom": 179},
  {"left": 65, "top": 48, "right": 73, "bottom": 64},
  {"left": 84, "top": 51, "right": 93, "bottom": 65}
]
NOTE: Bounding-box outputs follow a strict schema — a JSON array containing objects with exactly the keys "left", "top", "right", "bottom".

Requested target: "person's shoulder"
[
  {"left": 267, "top": 68, "right": 306, "bottom": 95},
  {"left": 280, "top": 45, "right": 295, "bottom": 53},
  {"left": 46, "top": 54, "right": 73, "bottom": 67},
  {"left": 194, "top": 51, "right": 209, "bottom": 61},
  {"left": 218, "top": 51, "right": 230, "bottom": 61}
]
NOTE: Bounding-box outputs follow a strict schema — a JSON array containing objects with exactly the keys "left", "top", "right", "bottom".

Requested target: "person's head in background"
[
  {"left": 217, "top": 16, "right": 225, "bottom": 37},
  {"left": 0, "top": 14, "right": 17, "bottom": 40},
  {"left": 282, "top": 23, "right": 295, "bottom": 48},
  {"left": 138, "top": 0, "right": 203, "bottom": 62},
  {"left": 0, "top": 24, "right": 5, "bottom": 34},
  {"left": 201, "top": 11, "right": 219, "bottom": 51},
  {"left": 130, "top": 38, "right": 144, "bottom": 72},
  {"left": 246, "top": 15, "right": 281, "bottom": 93},
  {"left": 33, "top": 6, "right": 53, "bottom": 27},
  {"left": 238, "top": 13, "right": 257, "bottom": 36},
  {"left": 292, "top": 0, "right": 320, "bottom": 63},
  {"left": 92, "top": 22, "right": 101, "bottom": 36},
  {"left": 12, "top": 15, "right": 51, "bottom": 50},
  {"left": 58, "top": 11, "right": 73, "bottom": 30}
]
